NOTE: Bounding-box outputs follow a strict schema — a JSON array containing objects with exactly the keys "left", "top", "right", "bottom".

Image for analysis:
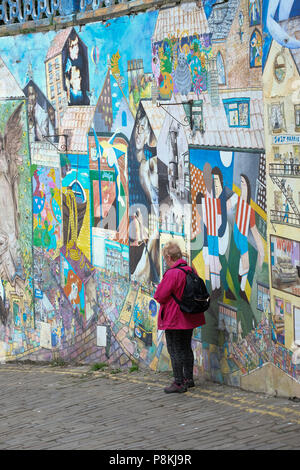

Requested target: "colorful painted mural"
[
  {"left": 0, "top": 0, "right": 299, "bottom": 389},
  {"left": 263, "top": 0, "right": 300, "bottom": 353}
]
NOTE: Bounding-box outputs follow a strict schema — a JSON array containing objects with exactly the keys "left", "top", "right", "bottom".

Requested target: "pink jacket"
[{"left": 154, "top": 259, "right": 206, "bottom": 330}]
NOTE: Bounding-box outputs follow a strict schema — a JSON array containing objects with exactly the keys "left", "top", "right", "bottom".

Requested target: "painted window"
[
  {"left": 223, "top": 98, "right": 250, "bottom": 128},
  {"left": 218, "top": 303, "right": 238, "bottom": 334},
  {"left": 250, "top": 29, "right": 262, "bottom": 68},
  {"left": 216, "top": 52, "right": 226, "bottom": 85},
  {"left": 273, "top": 146, "right": 280, "bottom": 160},
  {"left": 256, "top": 282, "right": 269, "bottom": 312},
  {"left": 122, "top": 111, "right": 127, "bottom": 127},
  {"left": 184, "top": 100, "right": 203, "bottom": 131},
  {"left": 268, "top": 102, "right": 285, "bottom": 133},
  {"left": 274, "top": 53, "right": 286, "bottom": 83},
  {"left": 70, "top": 181, "right": 85, "bottom": 204},
  {"left": 249, "top": 0, "right": 261, "bottom": 26},
  {"left": 192, "top": 101, "right": 203, "bottom": 131}
]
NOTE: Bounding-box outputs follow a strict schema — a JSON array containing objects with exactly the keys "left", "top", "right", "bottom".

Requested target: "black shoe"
[
  {"left": 164, "top": 382, "right": 187, "bottom": 394},
  {"left": 183, "top": 378, "right": 195, "bottom": 388}
]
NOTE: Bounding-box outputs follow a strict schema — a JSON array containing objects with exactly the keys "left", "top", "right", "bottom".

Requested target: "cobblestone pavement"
[{"left": 0, "top": 363, "right": 300, "bottom": 451}]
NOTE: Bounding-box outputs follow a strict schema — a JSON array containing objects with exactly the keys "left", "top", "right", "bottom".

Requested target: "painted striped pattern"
[
  {"left": 203, "top": 195, "right": 219, "bottom": 237},
  {"left": 235, "top": 198, "right": 252, "bottom": 237}
]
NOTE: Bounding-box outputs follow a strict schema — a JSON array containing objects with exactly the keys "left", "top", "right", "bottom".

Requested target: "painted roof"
[
  {"left": 194, "top": 90, "right": 264, "bottom": 149},
  {"left": 152, "top": 90, "right": 264, "bottom": 150},
  {"left": 45, "top": 27, "right": 74, "bottom": 62},
  {"left": 141, "top": 99, "right": 166, "bottom": 140},
  {"left": 207, "top": 0, "right": 240, "bottom": 41},
  {"left": 23, "top": 79, "right": 54, "bottom": 110},
  {"left": 59, "top": 105, "right": 96, "bottom": 153},
  {"left": 152, "top": 2, "right": 209, "bottom": 42},
  {"left": 0, "top": 57, "right": 24, "bottom": 99}
]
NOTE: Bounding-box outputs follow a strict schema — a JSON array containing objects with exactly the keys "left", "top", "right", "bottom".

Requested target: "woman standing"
[{"left": 154, "top": 242, "right": 206, "bottom": 393}]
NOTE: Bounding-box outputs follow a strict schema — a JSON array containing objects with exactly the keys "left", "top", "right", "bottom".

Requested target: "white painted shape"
[{"left": 97, "top": 326, "right": 107, "bottom": 347}]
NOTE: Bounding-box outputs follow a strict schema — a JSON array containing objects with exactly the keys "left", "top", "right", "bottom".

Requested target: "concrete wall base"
[{"left": 240, "top": 363, "right": 300, "bottom": 399}]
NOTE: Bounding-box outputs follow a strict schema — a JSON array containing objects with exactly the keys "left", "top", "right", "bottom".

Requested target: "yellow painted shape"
[
  {"left": 284, "top": 310, "right": 294, "bottom": 350},
  {"left": 149, "top": 356, "right": 158, "bottom": 371},
  {"left": 192, "top": 250, "right": 205, "bottom": 280},
  {"left": 100, "top": 140, "right": 127, "bottom": 153},
  {"left": 77, "top": 190, "right": 91, "bottom": 261},
  {"left": 245, "top": 278, "right": 252, "bottom": 301}
]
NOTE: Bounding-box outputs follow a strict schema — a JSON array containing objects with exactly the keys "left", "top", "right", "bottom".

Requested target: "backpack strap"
[
  {"left": 169, "top": 263, "right": 189, "bottom": 273},
  {"left": 169, "top": 264, "right": 189, "bottom": 304}
]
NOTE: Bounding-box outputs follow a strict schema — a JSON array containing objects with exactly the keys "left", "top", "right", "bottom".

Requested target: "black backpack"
[{"left": 170, "top": 264, "right": 210, "bottom": 314}]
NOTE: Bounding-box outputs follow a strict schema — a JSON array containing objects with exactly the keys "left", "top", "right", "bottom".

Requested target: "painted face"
[
  {"left": 69, "top": 38, "right": 79, "bottom": 61},
  {"left": 48, "top": 107, "right": 55, "bottom": 125},
  {"left": 139, "top": 156, "right": 159, "bottom": 208},
  {"left": 240, "top": 176, "right": 248, "bottom": 200},
  {"left": 149, "top": 157, "right": 159, "bottom": 205},
  {"left": 135, "top": 115, "right": 150, "bottom": 150},
  {"left": 70, "top": 67, "right": 82, "bottom": 92},
  {"left": 28, "top": 86, "right": 37, "bottom": 112},
  {"left": 178, "top": 52, "right": 187, "bottom": 68},
  {"left": 213, "top": 174, "right": 222, "bottom": 198}
]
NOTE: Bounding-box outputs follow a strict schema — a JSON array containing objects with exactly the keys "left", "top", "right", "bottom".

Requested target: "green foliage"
[
  {"left": 129, "top": 362, "right": 139, "bottom": 373},
  {"left": 50, "top": 357, "right": 66, "bottom": 367},
  {"left": 90, "top": 362, "right": 108, "bottom": 371}
]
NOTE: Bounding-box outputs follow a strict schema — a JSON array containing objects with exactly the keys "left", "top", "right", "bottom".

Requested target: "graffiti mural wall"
[
  {"left": 0, "top": 0, "right": 299, "bottom": 385},
  {"left": 263, "top": 0, "right": 300, "bottom": 353},
  {"left": 0, "top": 67, "right": 35, "bottom": 358}
]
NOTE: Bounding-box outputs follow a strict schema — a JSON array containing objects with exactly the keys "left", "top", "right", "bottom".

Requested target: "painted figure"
[
  {"left": 128, "top": 105, "right": 160, "bottom": 283},
  {"left": 249, "top": 0, "right": 261, "bottom": 25},
  {"left": 211, "top": 166, "right": 236, "bottom": 300},
  {"left": 195, "top": 163, "right": 222, "bottom": 295},
  {"left": 0, "top": 103, "right": 24, "bottom": 286},
  {"left": 172, "top": 52, "right": 192, "bottom": 96},
  {"left": 283, "top": 200, "right": 289, "bottom": 222},
  {"left": 135, "top": 109, "right": 159, "bottom": 213},
  {"left": 64, "top": 32, "right": 90, "bottom": 106},
  {"left": 0, "top": 278, "right": 9, "bottom": 325},
  {"left": 231, "top": 174, "right": 265, "bottom": 303},
  {"left": 250, "top": 30, "right": 262, "bottom": 67},
  {"left": 196, "top": 164, "right": 236, "bottom": 300},
  {"left": 26, "top": 84, "right": 55, "bottom": 141},
  {"left": 64, "top": 270, "right": 82, "bottom": 308}
]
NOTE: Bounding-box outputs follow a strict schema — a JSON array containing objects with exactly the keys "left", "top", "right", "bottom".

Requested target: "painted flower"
[{"left": 193, "top": 75, "right": 204, "bottom": 97}]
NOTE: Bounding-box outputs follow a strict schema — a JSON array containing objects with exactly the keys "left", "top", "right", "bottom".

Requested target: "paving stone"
[{"left": 0, "top": 364, "right": 300, "bottom": 450}]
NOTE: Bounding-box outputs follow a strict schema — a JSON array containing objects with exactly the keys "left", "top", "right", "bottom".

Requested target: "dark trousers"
[{"left": 165, "top": 329, "right": 194, "bottom": 385}]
